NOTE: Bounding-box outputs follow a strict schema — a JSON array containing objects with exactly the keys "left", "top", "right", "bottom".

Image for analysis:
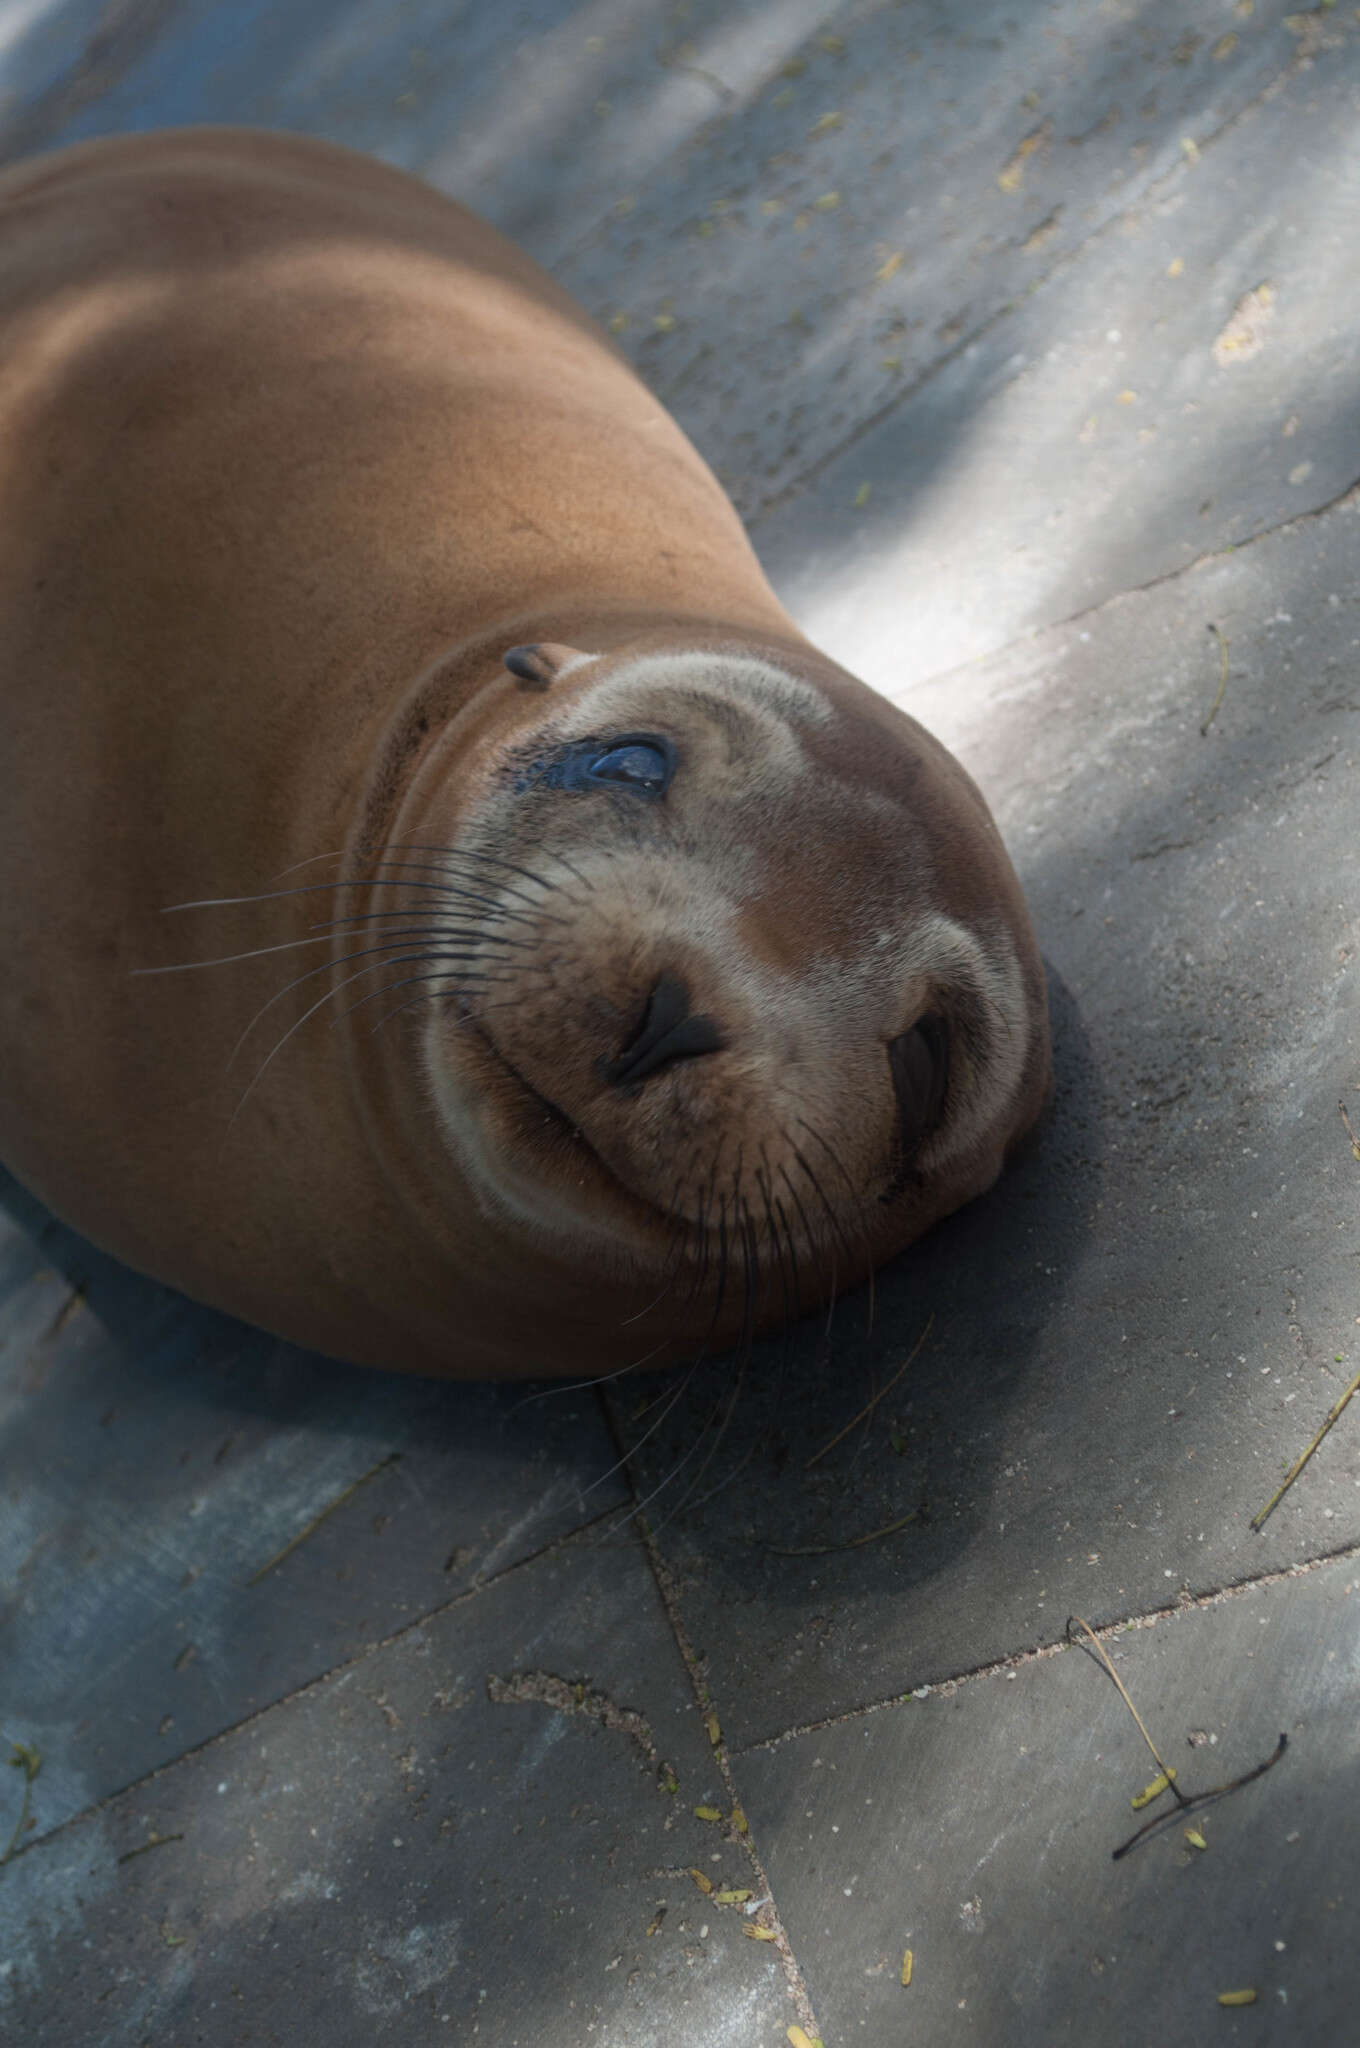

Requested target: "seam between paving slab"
[
  {"left": 1, "top": 1502, "right": 627, "bottom": 1869},
  {"left": 628, "top": 1506, "right": 825, "bottom": 2044},
  {"left": 744, "top": 12, "right": 1339, "bottom": 531},
  {"left": 731, "top": 1533, "right": 1360, "bottom": 1759},
  {"left": 595, "top": 1385, "right": 828, "bottom": 2034}
]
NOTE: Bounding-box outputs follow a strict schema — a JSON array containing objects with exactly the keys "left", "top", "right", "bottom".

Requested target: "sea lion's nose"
[{"left": 599, "top": 972, "right": 725, "bottom": 1089}]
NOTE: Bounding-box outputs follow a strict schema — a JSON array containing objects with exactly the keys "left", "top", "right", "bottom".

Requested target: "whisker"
[
  {"left": 789, "top": 1140, "right": 853, "bottom": 1286},
  {"left": 643, "top": 1359, "right": 750, "bottom": 1538},
  {"left": 756, "top": 1152, "right": 795, "bottom": 1342},
  {"left": 330, "top": 959, "right": 513, "bottom": 1027},
  {"left": 275, "top": 840, "right": 570, "bottom": 898},
  {"left": 160, "top": 868, "right": 570, "bottom": 936},
  {"left": 369, "top": 987, "right": 524, "bottom": 1034},
  {"left": 136, "top": 921, "right": 526, "bottom": 982},
  {"left": 221, "top": 937, "right": 505, "bottom": 1070},
  {"left": 314, "top": 902, "right": 533, "bottom": 936},
  {"left": 575, "top": 1353, "right": 702, "bottom": 1499},
  {"left": 797, "top": 1118, "right": 877, "bottom": 1338},
  {"left": 382, "top": 838, "right": 583, "bottom": 904},
  {"left": 608, "top": 1368, "right": 732, "bottom": 1534},
  {"left": 226, "top": 952, "right": 500, "bottom": 1128}
]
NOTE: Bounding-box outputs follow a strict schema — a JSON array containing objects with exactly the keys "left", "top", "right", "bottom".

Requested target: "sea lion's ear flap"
[{"left": 502, "top": 643, "right": 595, "bottom": 690}]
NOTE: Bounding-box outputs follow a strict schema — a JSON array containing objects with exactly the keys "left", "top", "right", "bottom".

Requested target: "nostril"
[
  {"left": 600, "top": 972, "right": 724, "bottom": 1089},
  {"left": 887, "top": 1011, "right": 950, "bottom": 1157}
]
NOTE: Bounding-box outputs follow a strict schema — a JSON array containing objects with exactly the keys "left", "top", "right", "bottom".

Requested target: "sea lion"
[{"left": 0, "top": 128, "right": 1050, "bottom": 1380}]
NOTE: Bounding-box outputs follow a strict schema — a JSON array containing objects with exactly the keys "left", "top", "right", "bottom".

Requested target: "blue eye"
[
  {"left": 516, "top": 732, "right": 676, "bottom": 800},
  {"left": 587, "top": 740, "right": 671, "bottom": 795}
]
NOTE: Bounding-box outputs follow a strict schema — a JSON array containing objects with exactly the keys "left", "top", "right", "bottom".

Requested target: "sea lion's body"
[{"left": 0, "top": 129, "right": 1049, "bottom": 1378}]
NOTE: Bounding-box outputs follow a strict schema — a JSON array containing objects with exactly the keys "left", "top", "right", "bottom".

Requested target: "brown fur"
[{"left": 0, "top": 129, "right": 1050, "bottom": 1378}]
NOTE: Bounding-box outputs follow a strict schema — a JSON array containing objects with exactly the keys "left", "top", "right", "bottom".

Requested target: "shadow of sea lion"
[
  {"left": 599, "top": 959, "right": 1101, "bottom": 1659},
  {"left": 0, "top": 959, "right": 1093, "bottom": 1821}
]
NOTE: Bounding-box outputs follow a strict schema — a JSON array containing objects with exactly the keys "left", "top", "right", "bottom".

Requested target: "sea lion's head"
[{"left": 370, "top": 631, "right": 1050, "bottom": 1353}]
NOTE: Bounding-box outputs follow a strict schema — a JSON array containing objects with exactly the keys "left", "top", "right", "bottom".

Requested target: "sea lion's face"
[{"left": 406, "top": 638, "right": 1049, "bottom": 1330}]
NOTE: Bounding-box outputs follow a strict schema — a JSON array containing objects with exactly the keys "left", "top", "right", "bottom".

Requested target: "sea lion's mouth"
[
  {"left": 470, "top": 1026, "right": 586, "bottom": 1147},
  {"left": 466, "top": 1024, "right": 670, "bottom": 1242}
]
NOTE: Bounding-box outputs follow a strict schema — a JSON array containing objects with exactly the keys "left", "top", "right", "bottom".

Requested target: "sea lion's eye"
[
  {"left": 519, "top": 732, "right": 675, "bottom": 799},
  {"left": 586, "top": 737, "right": 672, "bottom": 797}
]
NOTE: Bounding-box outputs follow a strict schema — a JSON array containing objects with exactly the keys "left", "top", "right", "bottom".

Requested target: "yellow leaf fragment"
[
  {"left": 1181, "top": 135, "right": 1200, "bottom": 163},
  {"left": 689, "top": 1867, "right": 713, "bottom": 1895},
  {"left": 875, "top": 251, "right": 904, "bottom": 283},
  {"left": 998, "top": 119, "right": 1051, "bottom": 193},
  {"left": 810, "top": 111, "right": 843, "bottom": 136},
  {"left": 1212, "top": 282, "right": 1275, "bottom": 367},
  {"left": 1131, "top": 1767, "right": 1177, "bottom": 1810},
  {"left": 694, "top": 1805, "right": 723, "bottom": 1822},
  {"left": 1185, "top": 1828, "right": 1208, "bottom": 1850},
  {"left": 705, "top": 1714, "right": 722, "bottom": 1747},
  {"left": 1217, "top": 1989, "right": 1257, "bottom": 2007},
  {"left": 713, "top": 1888, "right": 752, "bottom": 1905},
  {"left": 812, "top": 191, "right": 840, "bottom": 211},
  {"left": 1167, "top": 257, "right": 1184, "bottom": 277},
  {"left": 653, "top": 313, "right": 676, "bottom": 332},
  {"left": 743, "top": 1923, "right": 778, "bottom": 1941},
  {"left": 852, "top": 482, "right": 872, "bottom": 509},
  {"left": 731, "top": 1806, "right": 749, "bottom": 1834},
  {"left": 1213, "top": 32, "right": 1239, "bottom": 58},
  {"left": 900, "top": 1947, "right": 914, "bottom": 1986},
  {"left": 816, "top": 33, "right": 845, "bottom": 52}
]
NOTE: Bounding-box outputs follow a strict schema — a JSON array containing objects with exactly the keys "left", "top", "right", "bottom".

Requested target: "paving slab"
[
  {"left": 610, "top": 484, "right": 1360, "bottom": 1747},
  {"left": 0, "top": 1525, "right": 800, "bottom": 2046},
  {"left": 732, "top": 1546, "right": 1360, "bottom": 2045},
  {"left": 0, "top": 1172, "right": 626, "bottom": 1841}
]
